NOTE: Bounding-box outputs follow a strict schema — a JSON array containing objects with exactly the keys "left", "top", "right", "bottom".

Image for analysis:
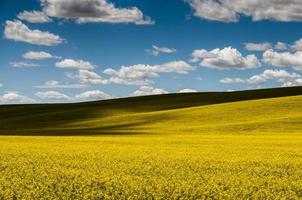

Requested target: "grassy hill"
[{"left": 0, "top": 86, "right": 301, "bottom": 135}]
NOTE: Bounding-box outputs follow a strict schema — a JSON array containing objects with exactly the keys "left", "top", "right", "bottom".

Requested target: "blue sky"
[{"left": 1, "top": 0, "right": 302, "bottom": 103}]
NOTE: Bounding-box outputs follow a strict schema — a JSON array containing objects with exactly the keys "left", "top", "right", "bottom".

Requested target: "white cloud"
[
  {"left": 35, "top": 80, "right": 87, "bottom": 89},
  {"left": 67, "top": 70, "right": 109, "bottom": 85},
  {"left": 104, "top": 61, "right": 194, "bottom": 85},
  {"left": 56, "top": 59, "right": 95, "bottom": 69},
  {"left": 41, "top": 0, "right": 154, "bottom": 25},
  {"left": 104, "top": 64, "right": 158, "bottom": 81},
  {"left": 275, "top": 42, "right": 288, "bottom": 51},
  {"left": 291, "top": 39, "right": 302, "bottom": 51},
  {"left": 265, "top": 39, "right": 302, "bottom": 52},
  {"left": 17, "top": 10, "right": 52, "bottom": 23},
  {"left": 35, "top": 90, "right": 113, "bottom": 102},
  {"left": 148, "top": 45, "right": 176, "bottom": 56},
  {"left": 74, "top": 90, "right": 112, "bottom": 100},
  {"left": 191, "top": 47, "right": 261, "bottom": 70},
  {"left": 107, "top": 75, "right": 153, "bottom": 86},
  {"left": 247, "top": 69, "right": 300, "bottom": 84},
  {"left": 220, "top": 69, "right": 301, "bottom": 86},
  {"left": 132, "top": 86, "right": 168, "bottom": 96},
  {"left": 0, "top": 92, "right": 34, "bottom": 103},
  {"left": 244, "top": 42, "right": 272, "bottom": 51},
  {"left": 157, "top": 61, "right": 194, "bottom": 74},
  {"left": 178, "top": 88, "right": 198, "bottom": 93},
  {"left": 190, "top": 49, "right": 216, "bottom": 63},
  {"left": 65, "top": 61, "right": 193, "bottom": 87},
  {"left": 4, "top": 20, "right": 63, "bottom": 46},
  {"left": 186, "top": 0, "right": 237, "bottom": 22},
  {"left": 35, "top": 91, "right": 71, "bottom": 100},
  {"left": 186, "top": 0, "right": 302, "bottom": 22},
  {"left": 0, "top": 83, "right": 2, "bottom": 87},
  {"left": 263, "top": 49, "right": 302, "bottom": 71},
  {"left": 23, "top": 51, "right": 59, "bottom": 60},
  {"left": 220, "top": 77, "right": 245, "bottom": 84},
  {"left": 281, "top": 78, "right": 302, "bottom": 87},
  {"left": 270, "top": 38, "right": 302, "bottom": 52},
  {"left": 10, "top": 62, "right": 39, "bottom": 68},
  {"left": 104, "top": 64, "right": 158, "bottom": 85}
]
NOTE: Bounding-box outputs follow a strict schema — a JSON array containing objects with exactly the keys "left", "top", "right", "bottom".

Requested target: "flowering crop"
[
  {"left": 0, "top": 134, "right": 301, "bottom": 199},
  {"left": 0, "top": 96, "right": 301, "bottom": 199}
]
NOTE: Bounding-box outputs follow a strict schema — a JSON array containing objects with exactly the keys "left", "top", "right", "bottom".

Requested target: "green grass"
[{"left": 0, "top": 87, "right": 301, "bottom": 199}]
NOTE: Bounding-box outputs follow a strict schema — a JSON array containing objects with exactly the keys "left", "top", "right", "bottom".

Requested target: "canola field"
[
  {"left": 0, "top": 134, "right": 302, "bottom": 199},
  {"left": 0, "top": 89, "right": 302, "bottom": 199}
]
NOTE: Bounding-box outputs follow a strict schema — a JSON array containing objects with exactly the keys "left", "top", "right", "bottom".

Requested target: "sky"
[{"left": 1, "top": 0, "right": 302, "bottom": 104}]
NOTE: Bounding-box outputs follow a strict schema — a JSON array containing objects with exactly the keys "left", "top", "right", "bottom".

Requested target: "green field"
[{"left": 0, "top": 87, "right": 302, "bottom": 199}]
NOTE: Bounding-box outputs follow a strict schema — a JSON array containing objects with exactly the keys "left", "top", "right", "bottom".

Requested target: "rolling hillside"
[
  {"left": 0, "top": 86, "right": 301, "bottom": 135},
  {"left": 1, "top": 87, "right": 302, "bottom": 199}
]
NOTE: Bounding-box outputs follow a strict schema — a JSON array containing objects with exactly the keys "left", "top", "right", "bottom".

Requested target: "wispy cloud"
[{"left": 147, "top": 45, "right": 176, "bottom": 56}]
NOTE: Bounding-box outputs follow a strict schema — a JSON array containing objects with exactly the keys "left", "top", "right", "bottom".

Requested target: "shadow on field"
[{"left": 0, "top": 121, "right": 152, "bottom": 136}]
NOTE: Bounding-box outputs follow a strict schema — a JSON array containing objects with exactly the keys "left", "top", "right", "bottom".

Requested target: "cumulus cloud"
[
  {"left": 104, "top": 64, "right": 158, "bottom": 85},
  {"left": 56, "top": 59, "right": 95, "bottom": 69},
  {"left": 0, "top": 92, "right": 34, "bottom": 103},
  {"left": 220, "top": 69, "right": 301, "bottom": 86},
  {"left": 132, "top": 86, "right": 168, "bottom": 96},
  {"left": 273, "top": 38, "right": 302, "bottom": 52},
  {"left": 74, "top": 90, "right": 112, "bottom": 100},
  {"left": 4, "top": 20, "right": 63, "bottom": 46},
  {"left": 148, "top": 45, "right": 176, "bottom": 56},
  {"left": 35, "top": 80, "right": 87, "bottom": 89},
  {"left": 245, "top": 42, "right": 272, "bottom": 51},
  {"left": 104, "top": 64, "right": 158, "bottom": 82},
  {"left": 35, "top": 90, "right": 114, "bottom": 102},
  {"left": 281, "top": 78, "right": 302, "bottom": 87},
  {"left": 275, "top": 42, "right": 288, "bottom": 51},
  {"left": 23, "top": 51, "right": 60, "bottom": 60},
  {"left": 186, "top": 0, "right": 237, "bottom": 22},
  {"left": 186, "top": 0, "right": 302, "bottom": 22},
  {"left": 190, "top": 49, "right": 216, "bottom": 63},
  {"left": 263, "top": 49, "right": 302, "bottom": 71},
  {"left": 220, "top": 77, "right": 245, "bottom": 84},
  {"left": 9, "top": 62, "right": 39, "bottom": 68},
  {"left": 291, "top": 39, "right": 302, "bottom": 51},
  {"left": 104, "top": 61, "right": 194, "bottom": 85},
  {"left": 66, "top": 61, "right": 193, "bottom": 86},
  {"left": 178, "top": 88, "right": 198, "bottom": 93},
  {"left": 157, "top": 61, "right": 194, "bottom": 74},
  {"left": 191, "top": 47, "right": 261, "bottom": 70},
  {"left": 252, "top": 39, "right": 302, "bottom": 52},
  {"left": 109, "top": 77, "right": 153, "bottom": 86},
  {"left": 67, "top": 69, "right": 109, "bottom": 84},
  {"left": 41, "top": 0, "right": 154, "bottom": 25},
  {"left": 247, "top": 69, "right": 300, "bottom": 84},
  {"left": 17, "top": 10, "right": 52, "bottom": 23},
  {"left": 35, "top": 91, "right": 71, "bottom": 100},
  {"left": 244, "top": 40, "right": 301, "bottom": 52}
]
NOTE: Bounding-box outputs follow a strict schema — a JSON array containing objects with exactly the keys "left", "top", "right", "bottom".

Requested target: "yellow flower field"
[
  {"left": 0, "top": 91, "right": 301, "bottom": 199},
  {"left": 0, "top": 134, "right": 301, "bottom": 199}
]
